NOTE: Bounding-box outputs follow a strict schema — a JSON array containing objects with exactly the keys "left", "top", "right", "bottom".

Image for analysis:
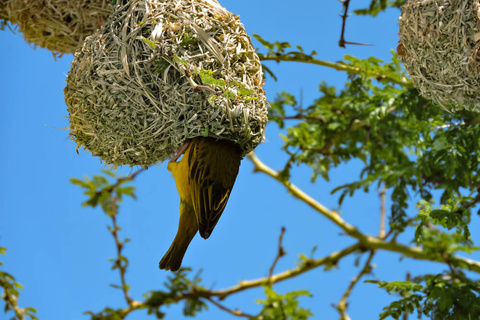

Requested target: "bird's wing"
[{"left": 188, "top": 138, "right": 240, "bottom": 239}]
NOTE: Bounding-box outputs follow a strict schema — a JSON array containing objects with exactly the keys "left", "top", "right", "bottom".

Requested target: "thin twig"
[
  {"left": 205, "top": 296, "right": 255, "bottom": 318},
  {"left": 335, "top": 250, "right": 376, "bottom": 320},
  {"left": 3, "top": 291, "right": 25, "bottom": 320},
  {"left": 269, "top": 227, "right": 287, "bottom": 284},
  {"left": 110, "top": 212, "right": 133, "bottom": 305},
  {"left": 338, "top": 0, "right": 372, "bottom": 47},
  {"left": 206, "top": 243, "right": 362, "bottom": 299},
  {"left": 109, "top": 168, "right": 145, "bottom": 306},
  {"left": 338, "top": 0, "right": 351, "bottom": 48},
  {"left": 379, "top": 184, "right": 387, "bottom": 239},
  {"left": 402, "top": 273, "right": 411, "bottom": 320},
  {"left": 258, "top": 53, "right": 409, "bottom": 86}
]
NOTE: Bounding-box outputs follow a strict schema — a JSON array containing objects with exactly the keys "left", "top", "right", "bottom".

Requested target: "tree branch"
[
  {"left": 110, "top": 213, "right": 133, "bottom": 305},
  {"left": 204, "top": 297, "right": 255, "bottom": 318},
  {"left": 206, "top": 243, "right": 362, "bottom": 299},
  {"left": 108, "top": 169, "right": 146, "bottom": 307},
  {"left": 338, "top": 0, "right": 351, "bottom": 48},
  {"left": 379, "top": 185, "right": 387, "bottom": 239},
  {"left": 269, "top": 227, "right": 287, "bottom": 284},
  {"left": 247, "top": 153, "right": 480, "bottom": 274},
  {"left": 335, "top": 250, "right": 375, "bottom": 319},
  {"left": 338, "top": 0, "right": 372, "bottom": 48},
  {"left": 258, "top": 53, "right": 410, "bottom": 87},
  {"left": 248, "top": 152, "right": 364, "bottom": 239}
]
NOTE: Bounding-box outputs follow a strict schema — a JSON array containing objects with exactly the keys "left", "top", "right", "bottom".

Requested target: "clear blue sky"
[{"left": 0, "top": 1, "right": 465, "bottom": 319}]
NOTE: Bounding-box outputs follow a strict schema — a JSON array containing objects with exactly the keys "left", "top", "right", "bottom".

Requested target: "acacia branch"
[
  {"left": 2, "top": 289, "right": 26, "bottom": 320},
  {"left": 108, "top": 169, "right": 146, "bottom": 308},
  {"left": 247, "top": 152, "right": 480, "bottom": 274},
  {"left": 335, "top": 250, "right": 375, "bottom": 320},
  {"left": 269, "top": 227, "right": 287, "bottom": 283},
  {"left": 258, "top": 53, "right": 410, "bottom": 87},
  {"left": 205, "top": 243, "right": 362, "bottom": 299},
  {"left": 205, "top": 297, "right": 255, "bottom": 318},
  {"left": 110, "top": 213, "right": 133, "bottom": 305},
  {"left": 248, "top": 152, "right": 363, "bottom": 239},
  {"left": 338, "top": 0, "right": 351, "bottom": 48},
  {"left": 379, "top": 185, "right": 387, "bottom": 239},
  {"left": 338, "top": 0, "right": 372, "bottom": 48}
]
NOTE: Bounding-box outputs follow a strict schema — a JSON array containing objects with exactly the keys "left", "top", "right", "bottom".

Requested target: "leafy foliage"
[
  {"left": 369, "top": 270, "right": 480, "bottom": 320},
  {"left": 266, "top": 49, "right": 480, "bottom": 234},
  {"left": 353, "top": 0, "right": 405, "bottom": 17},
  {"left": 144, "top": 269, "right": 207, "bottom": 318},
  {"left": 256, "top": 286, "right": 313, "bottom": 320},
  {"left": 70, "top": 169, "right": 137, "bottom": 216},
  {"left": 0, "top": 246, "right": 38, "bottom": 320}
]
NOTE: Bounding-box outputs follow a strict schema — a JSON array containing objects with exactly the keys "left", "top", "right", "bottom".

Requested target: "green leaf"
[{"left": 142, "top": 37, "right": 156, "bottom": 49}]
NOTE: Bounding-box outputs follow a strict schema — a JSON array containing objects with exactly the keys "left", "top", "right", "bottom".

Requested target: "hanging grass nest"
[
  {"left": 64, "top": 0, "right": 268, "bottom": 167},
  {"left": 398, "top": 0, "right": 480, "bottom": 112},
  {"left": 0, "top": 0, "right": 7, "bottom": 23},
  {"left": 5, "top": 0, "right": 114, "bottom": 54}
]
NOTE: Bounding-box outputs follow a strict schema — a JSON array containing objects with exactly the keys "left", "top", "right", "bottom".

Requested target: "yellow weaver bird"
[{"left": 159, "top": 137, "right": 242, "bottom": 271}]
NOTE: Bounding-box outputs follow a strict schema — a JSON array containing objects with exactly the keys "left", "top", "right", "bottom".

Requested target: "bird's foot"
[{"left": 170, "top": 140, "right": 192, "bottom": 162}]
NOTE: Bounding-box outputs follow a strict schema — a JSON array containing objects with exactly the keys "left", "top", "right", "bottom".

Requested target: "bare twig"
[
  {"left": 258, "top": 53, "right": 409, "bottom": 86},
  {"left": 379, "top": 184, "right": 387, "bottom": 239},
  {"left": 110, "top": 212, "right": 133, "bottom": 305},
  {"left": 108, "top": 168, "right": 146, "bottom": 307},
  {"left": 205, "top": 297, "right": 255, "bottom": 318},
  {"left": 402, "top": 273, "right": 411, "bottom": 320},
  {"left": 269, "top": 227, "right": 287, "bottom": 284},
  {"left": 338, "top": 0, "right": 372, "bottom": 48},
  {"left": 335, "top": 250, "right": 376, "bottom": 320},
  {"left": 338, "top": 0, "right": 351, "bottom": 48}
]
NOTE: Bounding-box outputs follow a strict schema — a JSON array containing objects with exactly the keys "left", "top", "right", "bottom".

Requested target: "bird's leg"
[{"left": 170, "top": 140, "right": 192, "bottom": 162}]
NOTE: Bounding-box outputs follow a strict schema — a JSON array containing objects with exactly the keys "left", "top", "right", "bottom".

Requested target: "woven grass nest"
[
  {"left": 65, "top": 0, "right": 268, "bottom": 167},
  {"left": 0, "top": 1, "right": 7, "bottom": 22},
  {"left": 5, "top": 0, "right": 114, "bottom": 54},
  {"left": 398, "top": 0, "right": 480, "bottom": 112}
]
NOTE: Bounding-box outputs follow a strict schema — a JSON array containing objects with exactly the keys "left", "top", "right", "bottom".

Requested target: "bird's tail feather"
[{"left": 159, "top": 203, "right": 197, "bottom": 271}]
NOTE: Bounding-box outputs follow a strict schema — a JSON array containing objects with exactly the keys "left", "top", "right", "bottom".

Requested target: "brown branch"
[
  {"left": 110, "top": 213, "right": 133, "bottom": 305},
  {"left": 335, "top": 250, "right": 376, "bottom": 320},
  {"left": 338, "top": 0, "right": 372, "bottom": 47},
  {"left": 269, "top": 227, "right": 287, "bottom": 284},
  {"left": 338, "top": 0, "right": 351, "bottom": 48},
  {"left": 108, "top": 168, "right": 146, "bottom": 307}
]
